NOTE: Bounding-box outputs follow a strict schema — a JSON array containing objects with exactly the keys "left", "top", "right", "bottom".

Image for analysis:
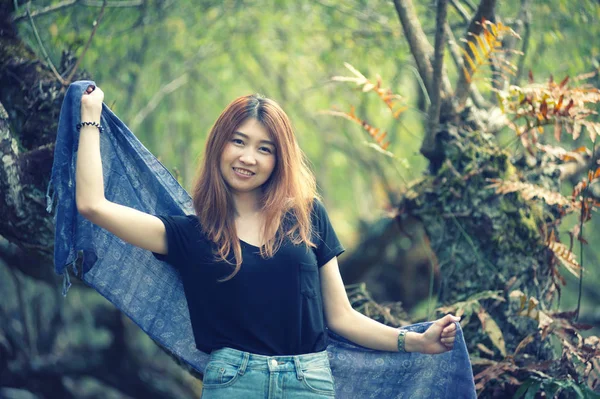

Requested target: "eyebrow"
[{"left": 233, "top": 131, "right": 275, "bottom": 147}]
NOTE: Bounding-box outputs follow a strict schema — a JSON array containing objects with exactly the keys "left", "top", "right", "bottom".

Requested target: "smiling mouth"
[{"left": 233, "top": 167, "right": 255, "bottom": 176}]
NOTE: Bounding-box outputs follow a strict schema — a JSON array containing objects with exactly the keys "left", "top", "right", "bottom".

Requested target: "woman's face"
[{"left": 219, "top": 118, "right": 277, "bottom": 195}]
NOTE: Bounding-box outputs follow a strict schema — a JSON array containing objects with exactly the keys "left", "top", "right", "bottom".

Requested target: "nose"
[{"left": 239, "top": 149, "right": 257, "bottom": 165}]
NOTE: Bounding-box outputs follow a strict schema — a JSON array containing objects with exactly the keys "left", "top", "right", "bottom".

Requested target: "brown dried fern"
[
  {"left": 573, "top": 167, "right": 600, "bottom": 199},
  {"left": 497, "top": 73, "right": 600, "bottom": 145},
  {"left": 535, "top": 143, "right": 591, "bottom": 163},
  {"left": 322, "top": 107, "right": 390, "bottom": 150},
  {"left": 486, "top": 178, "right": 574, "bottom": 209},
  {"left": 546, "top": 231, "right": 582, "bottom": 278}
]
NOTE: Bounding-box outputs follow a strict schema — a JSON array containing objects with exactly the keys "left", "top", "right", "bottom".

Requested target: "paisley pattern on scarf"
[{"left": 48, "top": 81, "right": 477, "bottom": 398}]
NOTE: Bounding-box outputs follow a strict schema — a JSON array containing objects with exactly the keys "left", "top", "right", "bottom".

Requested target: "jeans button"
[{"left": 270, "top": 359, "right": 277, "bottom": 367}]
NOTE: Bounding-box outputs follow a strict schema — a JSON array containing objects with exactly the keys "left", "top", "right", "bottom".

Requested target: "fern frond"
[
  {"left": 486, "top": 179, "right": 573, "bottom": 208},
  {"left": 547, "top": 240, "right": 581, "bottom": 277},
  {"left": 572, "top": 166, "right": 600, "bottom": 200},
  {"left": 331, "top": 63, "right": 407, "bottom": 119},
  {"left": 535, "top": 143, "right": 591, "bottom": 162},
  {"left": 497, "top": 77, "right": 600, "bottom": 142},
  {"left": 322, "top": 108, "right": 390, "bottom": 150},
  {"left": 331, "top": 62, "right": 368, "bottom": 85},
  {"left": 581, "top": 120, "right": 600, "bottom": 142},
  {"left": 460, "top": 19, "right": 520, "bottom": 84}
]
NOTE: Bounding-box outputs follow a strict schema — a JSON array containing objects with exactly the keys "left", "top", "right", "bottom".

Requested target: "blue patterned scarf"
[{"left": 48, "top": 81, "right": 477, "bottom": 398}]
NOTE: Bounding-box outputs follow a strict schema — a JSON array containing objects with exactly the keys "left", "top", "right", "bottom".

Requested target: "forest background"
[{"left": 1, "top": 0, "right": 599, "bottom": 398}]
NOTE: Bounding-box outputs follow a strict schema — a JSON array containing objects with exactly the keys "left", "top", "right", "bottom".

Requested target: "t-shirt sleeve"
[
  {"left": 312, "top": 199, "right": 345, "bottom": 267},
  {"left": 151, "top": 215, "right": 198, "bottom": 268}
]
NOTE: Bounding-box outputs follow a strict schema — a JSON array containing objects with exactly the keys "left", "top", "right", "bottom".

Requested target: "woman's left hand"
[{"left": 418, "top": 314, "right": 461, "bottom": 354}]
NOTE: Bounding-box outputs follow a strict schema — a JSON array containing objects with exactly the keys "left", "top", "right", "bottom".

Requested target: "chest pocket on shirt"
[{"left": 300, "top": 261, "right": 319, "bottom": 299}]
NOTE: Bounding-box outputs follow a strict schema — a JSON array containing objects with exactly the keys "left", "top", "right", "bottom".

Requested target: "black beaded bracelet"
[{"left": 76, "top": 121, "right": 104, "bottom": 133}]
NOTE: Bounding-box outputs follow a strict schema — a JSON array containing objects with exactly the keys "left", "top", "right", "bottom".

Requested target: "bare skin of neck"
[{"left": 232, "top": 190, "right": 269, "bottom": 247}]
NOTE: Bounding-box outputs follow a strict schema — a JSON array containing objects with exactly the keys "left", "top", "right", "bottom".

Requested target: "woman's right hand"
[{"left": 80, "top": 85, "right": 104, "bottom": 123}]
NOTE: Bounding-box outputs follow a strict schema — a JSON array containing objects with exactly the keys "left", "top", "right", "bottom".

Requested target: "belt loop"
[
  {"left": 294, "top": 356, "right": 304, "bottom": 381},
  {"left": 238, "top": 352, "right": 250, "bottom": 375}
]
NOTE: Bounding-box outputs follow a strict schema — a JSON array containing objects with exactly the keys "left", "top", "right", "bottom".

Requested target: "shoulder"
[
  {"left": 185, "top": 214, "right": 201, "bottom": 226},
  {"left": 310, "top": 197, "right": 329, "bottom": 221},
  {"left": 311, "top": 197, "right": 325, "bottom": 213},
  {"left": 161, "top": 214, "right": 211, "bottom": 247},
  {"left": 158, "top": 214, "right": 199, "bottom": 226},
  {"left": 156, "top": 214, "right": 204, "bottom": 235}
]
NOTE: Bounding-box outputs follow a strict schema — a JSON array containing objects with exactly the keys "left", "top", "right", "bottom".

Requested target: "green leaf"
[
  {"left": 513, "top": 379, "right": 534, "bottom": 399},
  {"left": 584, "top": 387, "right": 600, "bottom": 399},
  {"left": 569, "top": 382, "right": 585, "bottom": 399},
  {"left": 523, "top": 381, "right": 541, "bottom": 399},
  {"left": 544, "top": 381, "right": 561, "bottom": 398}
]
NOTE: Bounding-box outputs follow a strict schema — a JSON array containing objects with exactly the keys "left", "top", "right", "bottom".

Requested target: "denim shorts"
[{"left": 200, "top": 347, "right": 336, "bottom": 399}]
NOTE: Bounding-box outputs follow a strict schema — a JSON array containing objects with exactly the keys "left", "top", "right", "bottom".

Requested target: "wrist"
[
  {"left": 404, "top": 331, "right": 423, "bottom": 353},
  {"left": 81, "top": 112, "right": 100, "bottom": 123},
  {"left": 81, "top": 118, "right": 100, "bottom": 124},
  {"left": 77, "top": 121, "right": 104, "bottom": 133}
]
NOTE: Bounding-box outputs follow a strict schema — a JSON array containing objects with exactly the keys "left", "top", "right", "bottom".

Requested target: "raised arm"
[{"left": 75, "top": 85, "right": 167, "bottom": 255}]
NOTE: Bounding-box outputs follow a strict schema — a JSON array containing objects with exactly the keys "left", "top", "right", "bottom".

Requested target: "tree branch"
[
  {"left": 445, "top": 23, "right": 487, "bottom": 108},
  {"left": 129, "top": 42, "right": 219, "bottom": 130},
  {"left": 391, "top": 0, "right": 435, "bottom": 93},
  {"left": 421, "top": 0, "right": 449, "bottom": 159},
  {"left": 64, "top": 0, "right": 108, "bottom": 84},
  {"left": 82, "top": 0, "right": 142, "bottom": 6},
  {"left": 454, "top": 0, "right": 497, "bottom": 109},
  {"left": 13, "top": 0, "right": 79, "bottom": 22},
  {"left": 511, "top": 0, "right": 533, "bottom": 85},
  {"left": 462, "top": 0, "right": 478, "bottom": 11},
  {"left": 25, "top": 5, "right": 65, "bottom": 85},
  {"left": 13, "top": 0, "right": 143, "bottom": 22},
  {"left": 130, "top": 73, "right": 189, "bottom": 130},
  {"left": 449, "top": 0, "right": 470, "bottom": 23}
]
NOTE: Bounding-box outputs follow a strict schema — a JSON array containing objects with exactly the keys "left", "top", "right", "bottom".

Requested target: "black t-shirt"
[{"left": 151, "top": 200, "right": 344, "bottom": 356}]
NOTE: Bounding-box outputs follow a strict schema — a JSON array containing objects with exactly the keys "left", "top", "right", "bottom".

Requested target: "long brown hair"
[{"left": 192, "top": 94, "right": 317, "bottom": 281}]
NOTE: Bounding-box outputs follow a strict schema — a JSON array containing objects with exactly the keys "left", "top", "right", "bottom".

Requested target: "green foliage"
[
  {"left": 514, "top": 376, "right": 600, "bottom": 399},
  {"left": 8, "top": 1, "right": 600, "bottom": 397}
]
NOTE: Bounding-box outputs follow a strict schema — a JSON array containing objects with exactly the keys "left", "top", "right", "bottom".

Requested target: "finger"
[
  {"left": 441, "top": 330, "right": 457, "bottom": 338},
  {"left": 441, "top": 337, "right": 455, "bottom": 346},
  {"left": 443, "top": 323, "right": 456, "bottom": 333},
  {"left": 93, "top": 87, "right": 104, "bottom": 100},
  {"left": 86, "top": 85, "right": 95, "bottom": 94},
  {"left": 437, "top": 314, "right": 461, "bottom": 327},
  {"left": 442, "top": 326, "right": 457, "bottom": 336}
]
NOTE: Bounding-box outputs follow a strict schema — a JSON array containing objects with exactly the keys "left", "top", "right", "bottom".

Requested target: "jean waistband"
[{"left": 209, "top": 347, "right": 330, "bottom": 377}]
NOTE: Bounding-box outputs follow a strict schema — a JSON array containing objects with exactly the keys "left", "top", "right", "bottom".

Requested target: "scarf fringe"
[
  {"left": 61, "top": 269, "right": 71, "bottom": 297},
  {"left": 45, "top": 177, "right": 55, "bottom": 213},
  {"left": 61, "top": 259, "right": 79, "bottom": 297}
]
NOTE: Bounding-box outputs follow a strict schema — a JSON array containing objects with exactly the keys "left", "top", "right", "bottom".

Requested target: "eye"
[
  {"left": 259, "top": 146, "right": 273, "bottom": 154},
  {"left": 232, "top": 138, "right": 244, "bottom": 145}
]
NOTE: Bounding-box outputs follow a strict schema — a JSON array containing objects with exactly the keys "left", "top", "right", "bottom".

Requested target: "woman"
[{"left": 75, "top": 84, "right": 460, "bottom": 398}]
